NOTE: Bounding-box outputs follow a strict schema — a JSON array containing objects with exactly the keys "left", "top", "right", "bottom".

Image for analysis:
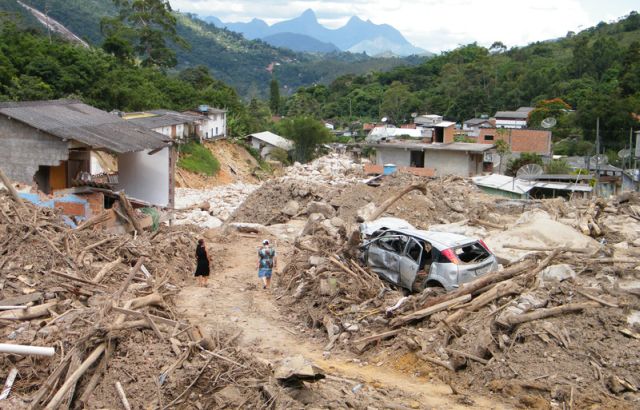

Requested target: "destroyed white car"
[
  {"left": 361, "top": 228, "right": 498, "bottom": 292},
  {"left": 359, "top": 217, "right": 416, "bottom": 238}
]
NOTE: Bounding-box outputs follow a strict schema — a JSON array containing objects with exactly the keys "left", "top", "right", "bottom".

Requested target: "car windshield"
[{"left": 454, "top": 242, "right": 490, "bottom": 264}]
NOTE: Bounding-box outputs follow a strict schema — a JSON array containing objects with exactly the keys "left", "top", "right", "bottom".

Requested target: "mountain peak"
[
  {"left": 299, "top": 9, "right": 317, "bottom": 21},
  {"left": 347, "top": 15, "right": 365, "bottom": 24}
]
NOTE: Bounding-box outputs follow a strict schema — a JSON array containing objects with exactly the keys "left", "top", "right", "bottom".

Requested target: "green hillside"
[
  {"left": 284, "top": 11, "right": 640, "bottom": 154},
  {"left": 2, "top": 0, "right": 413, "bottom": 97}
]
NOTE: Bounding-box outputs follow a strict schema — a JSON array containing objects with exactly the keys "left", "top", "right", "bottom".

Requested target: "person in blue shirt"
[{"left": 257, "top": 239, "right": 277, "bottom": 289}]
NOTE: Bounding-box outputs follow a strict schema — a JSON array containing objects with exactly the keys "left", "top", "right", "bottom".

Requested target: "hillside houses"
[
  {"left": 123, "top": 105, "right": 227, "bottom": 141},
  {"left": 0, "top": 99, "right": 175, "bottom": 222}
]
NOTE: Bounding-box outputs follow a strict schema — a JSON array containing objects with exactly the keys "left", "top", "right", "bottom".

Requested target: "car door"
[
  {"left": 365, "top": 233, "right": 407, "bottom": 286},
  {"left": 399, "top": 237, "right": 422, "bottom": 290}
]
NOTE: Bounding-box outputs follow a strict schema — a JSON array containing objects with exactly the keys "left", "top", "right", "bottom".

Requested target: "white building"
[
  {"left": 183, "top": 106, "right": 227, "bottom": 140},
  {"left": 494, "top": 107, "right": 533, "bottom": 129},
  {"left": 125, "top": 110, "right": 201, "bottom": 141},
  {"left": 245, "top": 131, "right": 293, "bottom": 159}
]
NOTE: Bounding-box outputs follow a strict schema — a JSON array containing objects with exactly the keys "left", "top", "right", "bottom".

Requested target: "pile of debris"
[
  {"left": 271, "top": 179, "right": 640, "bottom": 408},
  {"left": 175, "top": 183, "right": 258, "bottom": 228},
  {"left": 0, "top": 191, "right": 297, "bottom": 408},
  {"left": 282, "top": 154, "right": 364, "bottom": 186}
]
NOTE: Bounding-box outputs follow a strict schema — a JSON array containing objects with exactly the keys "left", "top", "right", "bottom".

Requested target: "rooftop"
[
  {"left": 126, "top": 110, "right": 202, "bottom": 129},
  {"left": 367, "top": 141, "right": 494, "bottom": 153},
  {"left": 247, "top": 131, "right": 293, "bottom": 151},
  {"left": 0, "top": 99, "right": 167, "bottom": 153}
]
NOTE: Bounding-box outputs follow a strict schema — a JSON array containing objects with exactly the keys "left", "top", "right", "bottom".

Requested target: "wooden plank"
[{"left": 352, "top": 329, "right": 403, "bottom": 346}]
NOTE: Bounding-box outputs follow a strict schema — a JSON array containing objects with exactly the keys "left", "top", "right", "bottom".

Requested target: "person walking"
[
  {"left": 257, "top": 239, "right": 276, "bottom": 289},
  {"left": 194, "top": 239, "right": 211, "bottom": 287}
]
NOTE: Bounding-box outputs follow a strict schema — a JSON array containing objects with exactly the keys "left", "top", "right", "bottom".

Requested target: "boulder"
[
  {"left": 301, "top": 213, "right": 326, "bottom": 236},
  {"left": 282, "top": 200, "right": 300, "bottom": 217},
  {"left": 306, "top": 201, "right": 336, "bottom": 219},
  {"left": 274, "top": 355, "right": 325, "bottom": 385},
  {"left": 539, "top": 264, "right": 577, "bottom": 283}
]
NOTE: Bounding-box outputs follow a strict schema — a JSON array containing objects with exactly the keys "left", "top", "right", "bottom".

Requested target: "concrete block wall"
[{"left": 0, "top": 118, "right": 68, "bottom": 183}]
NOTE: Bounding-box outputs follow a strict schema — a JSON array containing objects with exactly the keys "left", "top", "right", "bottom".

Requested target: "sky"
[{"left": 170, "top": 0, "right": 639, "bottom": 52}]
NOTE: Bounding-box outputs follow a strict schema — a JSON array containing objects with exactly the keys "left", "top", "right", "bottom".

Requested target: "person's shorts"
[{"left": 258, "top": 268, "right": 272, "bottom": 278}]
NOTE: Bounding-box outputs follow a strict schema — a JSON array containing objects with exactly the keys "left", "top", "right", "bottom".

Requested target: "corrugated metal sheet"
[
  {"left": 0, "top": 99, "right": 168, "bottom": 153},
  {"left": 128, "top": 110, "right": 202, "bottom": 129}
]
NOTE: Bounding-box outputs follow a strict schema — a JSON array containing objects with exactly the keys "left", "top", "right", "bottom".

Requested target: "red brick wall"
[
  {"left": 443, "top": 126, "right": 455, "bottom": 143},
  {"left": 478, "top": 128, "right": 551, "bottom": 155}
]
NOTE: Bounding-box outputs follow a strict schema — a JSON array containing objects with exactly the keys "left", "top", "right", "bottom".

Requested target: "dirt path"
[{"left": 175, "top": 227, "right": 507, "bottom": 409}]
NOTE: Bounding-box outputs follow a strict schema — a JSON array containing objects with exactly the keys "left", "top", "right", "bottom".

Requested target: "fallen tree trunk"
[
  {"left": 467, "top": 280, "right": 522, "bottom": 311},
  {"left": 118, "top": 191, "right": 143, "bottom": 234},
  {"left": 92, "top": 257, "right": 123, "bottom": 283},
  {"left": 75, "top": 211, "right": 110, "bottom": 231},
  {"left": 498, "top": 302, "right": 599, "bottom": 327},
  {"left": 416, "top": 259, "right": 537, "bottom": 312},
  {"left": 391, "top": 294, "right": 471, "bottom": 327},
  {"left": 352, "top": 329, "right": 403, "bottom": 346},
  {"left": 366, "top": 183, "right": 427, "bottom": 222}
]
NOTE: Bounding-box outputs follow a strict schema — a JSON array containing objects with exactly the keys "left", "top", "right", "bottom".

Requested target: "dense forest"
[
  {"left": 0, "top": 0, "right": 415, "bottom": 97},
  {"left": 281, "top": 12, "right": 640, "bottom": 155}
]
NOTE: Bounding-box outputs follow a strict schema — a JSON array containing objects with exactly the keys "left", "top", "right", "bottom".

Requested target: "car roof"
[{"left": 383, "top": 229, "right": 477, "bottom": 249}]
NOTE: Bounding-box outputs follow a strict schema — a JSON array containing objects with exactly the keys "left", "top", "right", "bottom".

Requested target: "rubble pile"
[
  {"left": 282, "top": 154, "right": 364, "bottom": 186},
  {"left": 0, "top": 192, "right": 430, "bottom": 409},
  {"left": 175, "top": 183, "right": 258, "bottom": 228},
  {"left": 268, "top": 178, "right": 640, "bottom": 408}
]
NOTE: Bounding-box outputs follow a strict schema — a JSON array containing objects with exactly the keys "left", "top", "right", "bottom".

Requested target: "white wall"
[
  {"left": 495, "top": 119, "right": 526, "bottom": 129},
  {"left": 200, "top": 113, "right": 226, "bottom": 139},
  {"left": 118, "top": 147, "right": 170, "bottom": 206},
  {"left": 375, "top": 147, "right": 411, "bottom": 166},
  {"left": 425, "top": 151, "right": 471, "bottom": 177}
]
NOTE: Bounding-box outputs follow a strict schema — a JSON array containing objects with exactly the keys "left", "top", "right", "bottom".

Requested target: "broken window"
[
  {"left": 377, "top": 235, "right": 409, "bottom": 254},
  {"left": 454, "top": 242, "right": 491, "bottom": 264},
  {"left": 485, "top": 135, "right": 494, "bottom": 141}
]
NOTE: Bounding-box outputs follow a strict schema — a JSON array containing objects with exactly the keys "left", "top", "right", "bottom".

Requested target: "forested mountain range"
[{"left": 0, "top": 0, "right": 417, "bottom": 97}]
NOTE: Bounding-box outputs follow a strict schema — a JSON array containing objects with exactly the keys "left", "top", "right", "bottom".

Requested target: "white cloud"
[{"left": 169, "top": 0, "right": 607, "bottom": 52}]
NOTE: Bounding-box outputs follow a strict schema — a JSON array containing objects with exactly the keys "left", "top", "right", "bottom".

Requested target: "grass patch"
[{"left": 177, "top": 141, "right": 220, "bottom": 176}]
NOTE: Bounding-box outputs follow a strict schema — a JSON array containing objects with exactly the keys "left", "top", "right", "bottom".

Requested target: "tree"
[
  {"left": 528, "top": 98, "right": 572, "bottom": 127},
  {"left": 105, "top": 0, "right": 187, "bottom": 67},
  {"left": 545, "top": 159, "right": 570, "bottom": 174},
  {"left": 494, "top": 139, "right": 510, "bottom": 174},
  {"left": 489, "top": 41, "right": 507, "bottom": 54},
  {"left": 276, "top": 117, "right": 331, "bottom": 163},
  {"left": 380, "top": 81, "right": 415, "bottom": 124},
  {"left": 270, "top": 78, "right": 280, "bottom": 114}
]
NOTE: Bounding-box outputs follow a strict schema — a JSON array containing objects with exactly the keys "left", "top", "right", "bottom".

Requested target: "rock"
[
  {"left": 301, "top": 213, "right": 326, "bottom": 236},
  {"left": 614, "top": 241, "right": 629, "bottom": 250},
  {"left": 356, "top": 202, "right": 377, "bottom": 222},
  {"left": 309, "top": 255, "right": 325, "bottom": 266},
  {"left": 330, "top": 217, "right": 345, "bottom": 229},
  {"left": 306, "top": 201, "right": 336, "bottom": 219},
  {"left": 540, "top": 264, "right": 577, "bottom": 283},
  {"left": 274, "top": 355, "right": 325, "bottom": 385},
  {"left": 282, "top": 200, "right": 300, "bottom": 217},
  {"left": 215, "top": 386, "right": 245, "bottom": 407}
]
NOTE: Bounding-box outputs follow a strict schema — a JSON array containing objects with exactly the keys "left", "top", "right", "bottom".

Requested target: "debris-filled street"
[{"left": 1, "top": 153, "right": 640, "bottom": 409}]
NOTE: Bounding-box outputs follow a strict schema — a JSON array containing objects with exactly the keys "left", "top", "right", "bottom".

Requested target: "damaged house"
[{"left": 0, "top": 99, "right": 175, "bottom": 222}]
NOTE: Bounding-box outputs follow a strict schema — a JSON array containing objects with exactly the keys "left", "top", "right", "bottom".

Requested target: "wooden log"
[
  {"left": 114, "top": 257, "right": 145, "bottom": 302},
  {"left": 128, "top": 293, "right": 163, "bottom": 309},
  {"left": 498, "top": 302, "right": 599, "bottom": 327},
  {"left": 0, "top": 293, "right": 43, "bottom": 307},
  {"left": 61, "top": 352, "right": 82, "bottom": 410},
  {"left": 50, "top": 270, "right": 107, "bottom": 288},
  {"left": 82, "top": 237, "right": 117, "bottom": 252},
  {"left": 44, "top": 344, "right": 107, "bottom": 410},
  {"left": 414, "top": 259, "right": 536, "bottom": 313},
  {"left": 367, "top": 183, "right": 427, "bottom": 221},
  {"left": 503, "top": 244, "right": 594, "bottom": 254},
  {"left": 0, "top": 367, "right": 18, "bottom": 401},
  {"left": 118, "top": 191, "right": 143, "bottom": 234},
  {"left": 467, "top": 280, "right": 521, "bottom": 311},
  {"left": 115, "top": 382, "right": 132, "bottom": 410},
  {"left": 75, "top": 211, "right": 110, "bottom": 231},
  {"left": 0, "top": 301, "right": 58, "bottom": 320},
  {"left": 470, "top": 218, "right": 506, "bottom": 230},
  {"left": 391, "top": 294, "right": 471, "bottom": 327},
  {"left": 28, "top": 348, "right": 76, "bottom": 409},
  {"left": 92, "top": 257, "right": 123, "bottom": 283},
  {"left": 0, "top": 166, "right": 26, "bottom": 209},
  {"left": 143, "top": 312, "right": 165, "bottom": 341},
  {"left": 352, "top": 329, "right": 403, "bottom": 346}
]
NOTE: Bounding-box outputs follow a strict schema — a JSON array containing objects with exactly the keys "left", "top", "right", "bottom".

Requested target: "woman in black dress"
[{"left": 194, "top": 239, "right": 210, "bottom": 287}]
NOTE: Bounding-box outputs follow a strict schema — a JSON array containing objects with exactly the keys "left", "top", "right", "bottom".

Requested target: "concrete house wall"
[
  {"left": 0, "top": 117, "right": 69, "bottom": 184},
  {"left": 118, "top": 147, "right": 172, "bottom": 207},
  {"left": 375, "top": 146, "right": 485, "bottom": 177}
]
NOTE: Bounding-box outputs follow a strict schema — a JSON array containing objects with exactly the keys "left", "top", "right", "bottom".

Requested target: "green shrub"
[
  {"left": 177, "top": 141, "right": 220, "bottom": 176},
  {"left": 545, "top": 159, "right": 571, "bottom": 174}
]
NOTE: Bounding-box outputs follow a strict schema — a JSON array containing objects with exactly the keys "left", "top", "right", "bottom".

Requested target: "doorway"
[{"left": 410, "top": 150, "right": 424, "bottom": 168}]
